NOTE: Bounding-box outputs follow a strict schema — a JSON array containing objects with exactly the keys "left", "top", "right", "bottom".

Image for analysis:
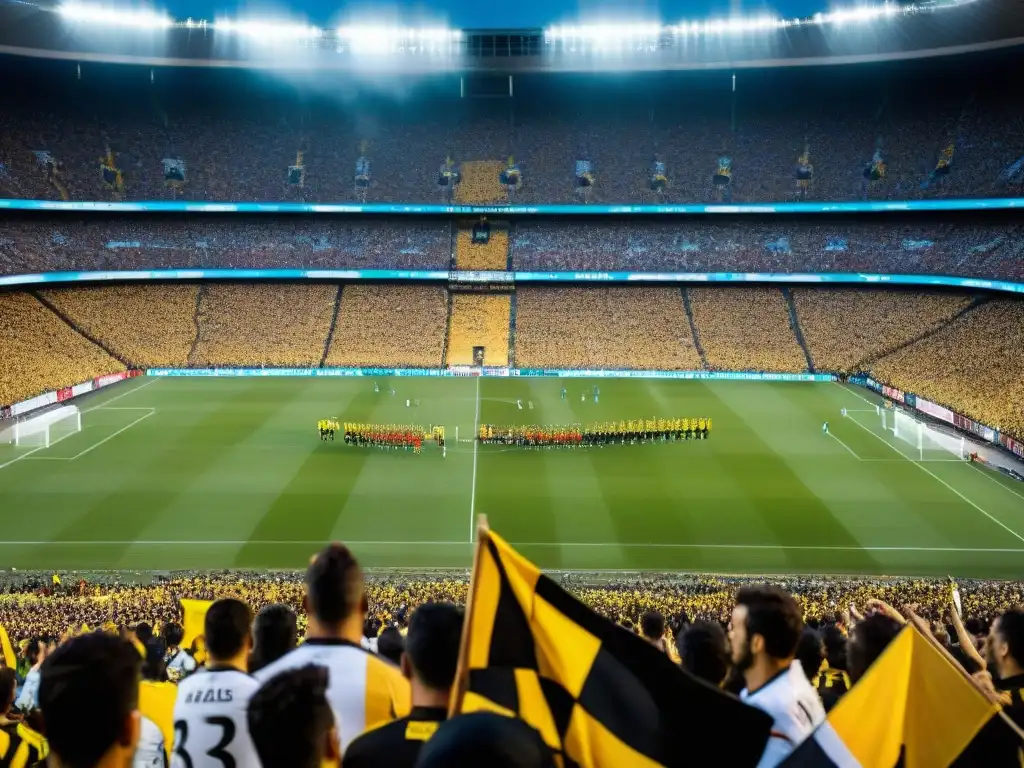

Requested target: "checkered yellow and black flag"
[{"left": 451, "top": 526, "right": 773, "bottom": 767}]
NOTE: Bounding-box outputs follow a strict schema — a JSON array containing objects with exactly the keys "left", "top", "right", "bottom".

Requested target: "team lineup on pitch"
[{"left": 0, "top": 374, "right": 1022, "bottom": 578}]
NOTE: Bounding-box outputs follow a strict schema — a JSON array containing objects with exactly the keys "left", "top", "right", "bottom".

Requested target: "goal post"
[
  {"left": 0, "top": 405, "right": 82, "bottom": 449},
  {"left": 882, "top": 408, "right": 966, "bottom": 461}
]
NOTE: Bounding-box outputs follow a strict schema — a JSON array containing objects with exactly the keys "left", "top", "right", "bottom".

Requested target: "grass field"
[{"left": 1, "top": 375, "right": 1023, "bottom": 578}]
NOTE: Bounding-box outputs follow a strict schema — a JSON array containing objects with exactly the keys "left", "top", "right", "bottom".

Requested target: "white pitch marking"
[
  {"left": 66, "top": 410, "right": 156, "bottom": 460},
  {"left": 827, "top": 430, "right": 862, "bottom": 460},
  {"left": 84, "top": 377, "right": 159, "bottom": 411}
]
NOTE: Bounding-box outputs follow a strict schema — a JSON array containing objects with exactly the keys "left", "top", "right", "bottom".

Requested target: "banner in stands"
[
  {"left": 1, "top": 270, "right": 1022, "bottom": 296},
  {"left": 56, "top": 386, "right": 73, "bottom": 403},
  {"left": 147, "top": 368, "right": 834, "bottom": 382},
  {"left": 882, "top": 384, "right": 906, "bottom": 404},
  {"left": 2, "top": 371, "right": 137, "bottom": 415},
  {"left": 9, "top": 391, "right": 58, "bottom": 416},
  {"left": 3, "top": 198, "right": 1023, "bottom": 215},
  {"left": 1000, "top": 434, "right": 1024, "bottom": 460},
  {"left": 915, "top": 396, "right": 955, "bottom": 425},
  {"left": 94, "top": 371, "right": 137, "bottom": 389}
]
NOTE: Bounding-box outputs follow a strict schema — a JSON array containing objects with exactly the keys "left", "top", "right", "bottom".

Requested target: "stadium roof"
[{"left": 0, "top": 0, "right": 1021, "bottom": 71}]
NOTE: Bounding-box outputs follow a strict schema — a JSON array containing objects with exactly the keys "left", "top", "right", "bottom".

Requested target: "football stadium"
[{"left": 1, "top": 0, "right": 1024, "bottom": 764}]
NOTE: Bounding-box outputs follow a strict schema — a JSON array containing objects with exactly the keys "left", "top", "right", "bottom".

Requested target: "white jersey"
[
  {"left": 171, "top": 667, "right": 260, "bottom": 768},
  {"left": 134, "top": 716, "right": 168, "bottom": 768},
  {"left": 741, "top": 662, "right": 826, "bottom": 768}
]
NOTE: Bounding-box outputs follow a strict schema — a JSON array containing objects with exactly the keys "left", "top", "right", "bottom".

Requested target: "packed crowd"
[
  {"left": 0, "top": 291, "right": 123, "bottom": 406},
  {"left": 0, "top": 216, "right": 453, "bottom": 275},
  {"left": 793, "top": 288, "right": 974, "bottom": 374},
  {"left": 3, "top": 64, "right": 1024, "bottom": 207},
  {"left": 872, "top": 299, "right": 1024, "bottom": 438},
  {"left": 454, "top": 228, "right": 508, "bottom": 271},
  {"left": 189, "top": 284, "right": 338, "bottom": 368},
  {"left": 689, "top": 287, "right": 808, "bottom": 373},
  {"left": 0, "top": 551, "right": 1022, "bottom": 767},
  {"left": 40, "top": 285, "right": 199, "bottom": 369},
  {"left": 325, "top": 285, "right": 447, "bottom": 369},
  {"left": 4, "top": 214, "right": 1024, "bottom": 281},
  {"left": 445, "top": 294, "right": 511, "bottom": 367}
]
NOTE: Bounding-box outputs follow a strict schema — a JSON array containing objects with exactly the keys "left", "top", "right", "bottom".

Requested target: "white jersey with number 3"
[{"left": 171, "top": 668, "right": 260, "bottom": 768}]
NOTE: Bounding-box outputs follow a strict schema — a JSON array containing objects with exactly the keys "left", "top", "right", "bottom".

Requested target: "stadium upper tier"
[
  {"left": 1, "top": 53, "right": 1023, "bottom": 206},
  {"left": 2, "top": 213, "right": 1023, "bottom": 282}
]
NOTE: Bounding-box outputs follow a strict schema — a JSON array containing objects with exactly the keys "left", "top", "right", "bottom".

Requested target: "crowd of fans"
[
  {"left": 325, "top": 285, "right": 447, "bottom": 369},
  {"left": 0, "top": 216, "right": 453, "bottom": 275},
  {"left": 454, "top": 228, "right": 508, "bottom": 271},
  {"left": 793, "top": 288, "right": 975, "bottom": 374},
  {"left": 3, "top": 68, "right": 1023, "bottom": 207},
  {"left": 689, "top": 287, "right": 808, "bottom": 373},
  {"left": 872, "top": 299, "right": 1024, "bottom": 438},
  {"left": 3, "top": 214, "right": 1024, "bottom": 281},
  {"left": 189, "top": 284, "right": 338, "bottom": 368},
  {"left": 40, "top": 285, "right": 199, "bottom": 369},
  {"left": 515, "top": 287, "right": 703, "bottom": 371},
  {"left": 445, "top": 294, "right": 511, "bottom": 367},
  {"left": 0, "top": 548, "right": 1022, "bottom": 767},
  {"left": 0, "top": 291, "right": 123, "bottom": 407}
]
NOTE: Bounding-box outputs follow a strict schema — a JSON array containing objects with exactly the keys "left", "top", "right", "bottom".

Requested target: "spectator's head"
[
  {"left": 377, "top": 626, "right": 405, "bottom": 667},
  {"left": 204, "top": 598, "right": 253, "bottom": 669},
  {"left": 795, "top": 628, "right": 824, "bottom": 681},
  {"left": 134, "top": 622, "right": 153, "bottom": 644},
  {"left": 162, "top": 622, "right": 185, "bottom": 649},
  {"left": 730, "top": 586, "right": 803, "bottom": 687},
  {"left": 821, "top": 625, "right": 847, "bottom": 671},
  {"left": 248, "top": 665, "right": 338, "bottom": 768},
  {"left": 986, "top": 608, "right": 1024, "bottom": 680},
  {"left": 304, "top": 543, "right": 366, "bottom": 639},
  {"left": 641, "top": 610, "right": 666, "bottom": 645},
  {"left": 677, "top": 620, "right": 729, "bottom": 687},
  {"left": 250, "top": 604, "right": 298, "bottom": 674},
  {"left": 847, "top": 614, "right": 902, "bottom": 683},
  {"left": 403, "top": 603, "right": 464, "bottom": 703},
  {"left": 39, "top": 633, "right": 142, "bottom": 768},
  {"left": 0, "top": 667, "right": 16, "bottom": 714},
  {"left": 414, "top": 712, "right": 555, "bottom": 768},
  {"left": 25, "top": 637, "right": 46, "bottom": 667}
]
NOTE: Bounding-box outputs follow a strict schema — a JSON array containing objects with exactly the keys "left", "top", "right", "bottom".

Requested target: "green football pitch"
[{"left": 1, "top": 375, "right": 1023, "bottom": 578}]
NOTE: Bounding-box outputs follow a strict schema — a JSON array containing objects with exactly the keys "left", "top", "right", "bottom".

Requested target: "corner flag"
[{"left": 451, "top": 523, "right": 772, "bottom": 767}]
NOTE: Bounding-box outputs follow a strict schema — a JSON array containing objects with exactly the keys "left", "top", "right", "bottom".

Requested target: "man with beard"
[{"left": 729, "top": 586, "right": 825, "bottom": 768}]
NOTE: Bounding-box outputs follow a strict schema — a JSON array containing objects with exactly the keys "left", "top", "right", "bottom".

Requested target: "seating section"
[
  {"left": 453, "top": 161, "right": 507, "bottom": 205},
  {"left": 446, "top": 294, "right": 511, "bottom": 367},
  {"left": 871, "top": 300, "right": 1024, "bottom": 437},
  {"left": 795, "top": 289, "right": 974, "bottom": 373},
  {"left": 515, "top": 288, "right": 702, "bottom": 370},
  {"left": 325, "top": 285, "right": 447, "bottom": 368},
  {"left": 40, "top": 285, "right": 199, "bottom": 369},
  {"left": 689, "top": 287, "right": 807, "bottom": 373},
  {"left": 190, "top": 285, "right": 336, "bottom": 368},
  {"left": 455, "top": 229, "right": 509, "bottom": 271},
  {"left": 0, "top": 292, "right": 124, "bottom": 405}
]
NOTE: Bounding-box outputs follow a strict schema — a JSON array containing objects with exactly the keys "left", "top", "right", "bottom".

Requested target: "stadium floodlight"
[
  {"left": 213, "top": 19, "right": 322, "bottom": 40},
  {"left": 57, "top": 2, "right": 173, "bottom": 29}
]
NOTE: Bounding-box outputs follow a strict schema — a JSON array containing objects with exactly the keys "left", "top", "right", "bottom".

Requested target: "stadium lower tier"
[{"left": 1, "top": 283, "right": 1023, "bottom": 439}]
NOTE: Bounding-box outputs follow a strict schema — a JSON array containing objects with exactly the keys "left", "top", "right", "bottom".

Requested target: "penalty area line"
[
  {"left": 845, "top": 415, "right": 1024, "bottom": 545},
  {"left": 1, "top": 541, "right": 1022, "bottom": 553}
]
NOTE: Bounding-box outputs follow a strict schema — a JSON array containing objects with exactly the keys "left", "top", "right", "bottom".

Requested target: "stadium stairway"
[
  {"left": 32, "top": 291, "right": 132, "bottom": 368},
  {"left": 854, "top": 295, "right": 990, "bottom": 371},
  {"left": 507, "top": 290, "right": 518, "bottom": 369},
  {"left": 454, "top": 161, "right": 506, "bottom": 204},
  {"left": 455, "top": 226, "right": 509, "bottom": 270},
  {"left": 320, "top": 285, "right": 344, "bottom": 368},
  {"left": 680, "top": 288, "right": 709, "bottom": 370},
  {"left": 186, "top": 286, "right": 206, "bottom": 366},
  {"left": 781, "top": 287, "right": 815, "bottom": 372},
  {"left": 441, "top": 291, "right": 453, "bottom": 368},
  {"left": 445, "top": 293, "right": 511, "bottom": 367}
]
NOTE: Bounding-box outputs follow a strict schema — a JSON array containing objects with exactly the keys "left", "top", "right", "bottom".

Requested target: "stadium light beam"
[{"left": 57, "top": 2, "right": 173, "bottom": 29}]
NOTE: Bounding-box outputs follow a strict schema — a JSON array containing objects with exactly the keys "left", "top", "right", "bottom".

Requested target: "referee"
[{"left": 343, "top": 602, "right": 464, "bottom": 768}]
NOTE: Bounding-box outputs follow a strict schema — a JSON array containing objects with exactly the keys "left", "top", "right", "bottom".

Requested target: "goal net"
[
  {"left": 0, "top": 405, "right": 82, "bottom": 449},
  {"left": 881, "top": 408, "right": 966, "bottom": 461}
]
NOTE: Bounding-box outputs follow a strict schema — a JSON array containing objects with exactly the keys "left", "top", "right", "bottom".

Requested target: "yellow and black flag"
[
  {"left": 452, "top": 525, "right": 772, "bottom": 767},
  {"left": 781, "top": 626, "right": 1020, "bottom": 767}
]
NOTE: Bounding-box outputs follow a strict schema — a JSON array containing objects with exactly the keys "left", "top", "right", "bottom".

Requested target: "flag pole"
[{"left": 449, "top": 513, "right": 489, "bottom": 716}]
